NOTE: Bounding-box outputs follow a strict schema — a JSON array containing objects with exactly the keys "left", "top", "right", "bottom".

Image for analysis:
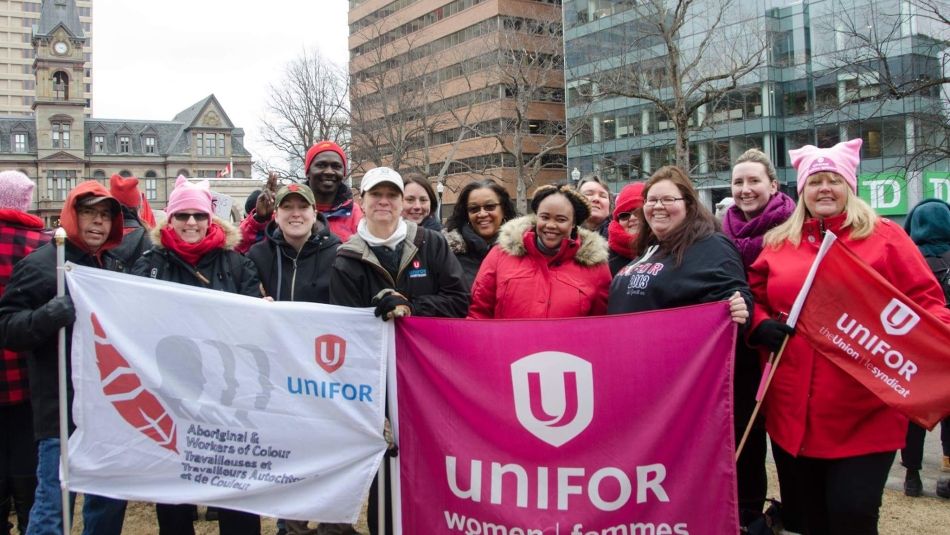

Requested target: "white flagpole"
[
  {"left": 55, "top": 227, "right": 71, "bottom": 533},
  {"left": 736, "top": 231, "right": 837, "bottom": 460}
]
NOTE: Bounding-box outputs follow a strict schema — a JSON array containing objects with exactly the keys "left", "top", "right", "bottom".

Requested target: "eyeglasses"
[
  {"left": 644, "top": 196, "right": 684, "bottom": 208},
  {"left": 172, "top": 212, "right": 210, "bottom": 222},
  {"left": 467, "top": 203, "right": 500, "bottom": 215},
  {"left": 616, "top": 212, "right": 633, "bottom": 222},
  {"left": 77, "top": 206, "right": 113, "bottom": 220}
]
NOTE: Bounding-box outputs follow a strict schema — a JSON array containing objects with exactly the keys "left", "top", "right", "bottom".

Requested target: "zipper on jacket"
[
  {"left": 818, "top": 218, "right": 825, "bottom": 237},
  {"left": 289, "top": 256, "right": 298, "bottom": 301}
]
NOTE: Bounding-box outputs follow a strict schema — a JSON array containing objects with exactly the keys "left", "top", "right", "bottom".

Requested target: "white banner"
[{"left": 65, "top": 263, "right": 389, "bottom": 522}]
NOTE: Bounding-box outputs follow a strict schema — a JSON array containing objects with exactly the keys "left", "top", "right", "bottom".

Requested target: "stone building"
[{"left": 0, "top": 0, "right": 255, "bottom": 225}]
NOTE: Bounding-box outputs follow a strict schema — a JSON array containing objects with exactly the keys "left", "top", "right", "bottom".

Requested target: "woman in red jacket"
[
  {"left": 748, "top": 138, "right": 950, "bottom": 534},
  {"left": 468, "top": 184, "right": 611, "bottom": 319}
]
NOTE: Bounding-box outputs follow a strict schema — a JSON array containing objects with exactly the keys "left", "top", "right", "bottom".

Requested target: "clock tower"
[{"left": 32, "top": 0, "right": 87, "bottom": 159}]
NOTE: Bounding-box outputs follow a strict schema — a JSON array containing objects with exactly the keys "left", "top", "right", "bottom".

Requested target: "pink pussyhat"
[
  {"left": 0, "top": 170, "right": 34, "bottom": 212},
  {"left": 165, "top": 175, "right": 212, "bottom": 217},
  {"left": 789, "top": 138, "right": 863, "bottom": 194}
]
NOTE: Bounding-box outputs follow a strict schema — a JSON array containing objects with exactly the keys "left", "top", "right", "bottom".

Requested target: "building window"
[
  {"left": 144, "top": 136, "right": 156, "bottom": 154},
  {"left": 52, "top": 72, "right": 69, "bottom": 100},
  {"left": 196, "top": 133, "right": 225, "bottom": 156},
  {"left": 197, "top": 170, "right": 219, "bottom": 178},
  {"left": 47, "top": 170, "right": 77, "bottom": 201},
  {"left": 145, "top": 171, "right": 158, "bottom": 200},
  {"left": 52, "top": 122, "right": 70, "bottom": 149},
  {"left": 119, "top": 136, "right": 130, "bottom": 153},
  {"left": 12, "top": 133, "right": 27, "bottom": 153},
  {"left": 93, "top": 134, "right": 105, "bottom": 153},
  {"left": 92, "top": 170, "right": 106, "bottom": 180}
]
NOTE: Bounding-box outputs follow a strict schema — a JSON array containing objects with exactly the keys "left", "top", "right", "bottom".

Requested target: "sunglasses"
[
  {"left": 172, "top": 212, "right": 210, "bottom": 222},
  {"left": 467, "top": 203, "right": 500, "bottom": 215},
  {"left": 616, "top": 212, "right": 633, "bottom": 222}
]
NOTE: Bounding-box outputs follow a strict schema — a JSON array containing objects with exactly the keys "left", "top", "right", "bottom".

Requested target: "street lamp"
[
  {"left": 436, "top": 181, "right": 445, "bottom": 221},
  {"left": 571, "top": 167, "right": 581, "bottom": 183}
]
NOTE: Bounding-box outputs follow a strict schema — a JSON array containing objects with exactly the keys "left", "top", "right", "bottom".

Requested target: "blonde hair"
[
  {"left": 734, "top": 148, "right": 778, "bottom": 183},
  {"left": 764, "top": 188, "right": 878, "bottom": 247}
]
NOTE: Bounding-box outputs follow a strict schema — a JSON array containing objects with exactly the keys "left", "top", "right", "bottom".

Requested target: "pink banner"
[{"left": 393, "top": 303, "right": 738, "bottom": 534}]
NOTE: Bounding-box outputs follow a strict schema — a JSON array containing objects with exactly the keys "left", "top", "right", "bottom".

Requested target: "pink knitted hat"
[
  {"left": 789, "top": 138, "right": 863, "bottom": 194},
  {"left": 0, "top": 170, "right": 34, "bottom": 212},
  {"left": 165, "top": 175, "right": 212, "bottom": 217}
]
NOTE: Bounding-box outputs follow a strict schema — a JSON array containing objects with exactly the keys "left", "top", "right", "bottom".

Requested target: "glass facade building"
[{"left": 563, "top": 0, "right": 949, "bottom": 213}]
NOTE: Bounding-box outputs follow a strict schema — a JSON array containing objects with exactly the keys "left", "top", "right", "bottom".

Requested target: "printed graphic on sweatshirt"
[{"left": 618, "top": 261, "right": 666, "bottom": 296}]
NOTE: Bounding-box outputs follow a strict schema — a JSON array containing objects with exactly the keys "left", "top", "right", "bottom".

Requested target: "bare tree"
[
  {"left": 258, "top": 49, "right": 349, "bottom": 180},
  {"left": 349, "top": 22, "right": 443, "bottom": 174},
  {"left": 576, "top": 0, "right": 768, "bottom": 170},
  {"left": 349, "top": 11, "right": 591, "bottom": 213},
  {"left": 477, "top": 16, "right": 592, "bottom": 212},
  {"left": 820, "top": 0, "right": 949, "bottom": 170}
]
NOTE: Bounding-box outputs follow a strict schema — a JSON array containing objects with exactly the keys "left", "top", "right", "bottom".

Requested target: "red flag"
[
  {"left": 216, "top": 162, "right": 231, "bottom": 178},
  {"left": 138, "top": 192, "right": 156, "bottom": 228},
  {"left": 793, "top": 233, "right": 950, "bottom": 429}
]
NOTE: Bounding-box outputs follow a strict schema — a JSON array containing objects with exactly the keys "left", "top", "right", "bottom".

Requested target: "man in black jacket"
[{"left": 0, "top": 181, "right": 128, "bottom": 535}]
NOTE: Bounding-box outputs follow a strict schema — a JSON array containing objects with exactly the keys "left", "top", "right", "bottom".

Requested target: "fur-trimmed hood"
[
  {"left": 497, "top": 215, "right": 608, "bottom": 266},
  {"left": 444, "top": 228, "right": 469, "bottom": 255},
  {"left": 148, "top": 216, "right": 241, "bottom": 251}
]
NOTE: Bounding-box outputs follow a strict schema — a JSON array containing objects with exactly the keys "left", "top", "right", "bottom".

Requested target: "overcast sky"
[{"left": 91, "top": 0, "right": 350, "bottom": 177}]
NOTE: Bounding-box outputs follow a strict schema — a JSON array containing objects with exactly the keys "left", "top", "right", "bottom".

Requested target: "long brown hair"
[{"left": 635, "top": 166, "right": 719, "bottom": 266}]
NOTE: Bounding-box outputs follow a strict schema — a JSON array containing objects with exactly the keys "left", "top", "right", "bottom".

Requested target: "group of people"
[{"left": 0, "top": 136, "right": 947, "bottom": 535}]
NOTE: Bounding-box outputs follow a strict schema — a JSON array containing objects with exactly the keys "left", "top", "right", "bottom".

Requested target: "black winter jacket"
[
  {"left": 330, "top": 222, "right": 468, "bottom": 317},
  {"left": 443, "top": 224, "right": 492, "bottom": 292},
  {"left": 110, "top": 207, "right": 152, "bottom": 272},
  {"left": 608, "top": 249, "right": 633, "bottom": 277},
  {"left": 0, "top": 241, "right": 125, "bottom": 440},
  {"left": 131, "top": 219, "right": 260, "bottom": 298},
  {"left": 246, "top": 213, "right": 341, "bottom": 303}
]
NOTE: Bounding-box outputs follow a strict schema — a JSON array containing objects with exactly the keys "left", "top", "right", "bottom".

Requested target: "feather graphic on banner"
[{"left": 91, "top": 313, "right": 178, "bottom": 453}]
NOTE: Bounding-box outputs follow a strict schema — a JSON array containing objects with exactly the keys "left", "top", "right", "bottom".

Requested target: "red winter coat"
[
  {"left": 468, "top": 216, "right": 611, "bottom": 319},
  {"left": 749, "top": 212, "right": 950, "bottom": 458}
]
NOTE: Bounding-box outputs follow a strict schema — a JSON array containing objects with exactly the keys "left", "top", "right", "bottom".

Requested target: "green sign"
[
  {"left": 923, "top": 171, "right": 950, "bottom": 202},
  {"left": 858, "top": 173, "right": 908, "bottom": 216}
]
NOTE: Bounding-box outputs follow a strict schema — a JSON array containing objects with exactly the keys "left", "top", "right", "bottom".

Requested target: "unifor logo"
[
  {"left": 880, "top": 298, "right": 920, "bottom": 336},
  {"left": 510, "top": 351, "right": 593, "bottom": 447},
  {"left": 315, "top": 334, "right": 347, "bottom": 373}
]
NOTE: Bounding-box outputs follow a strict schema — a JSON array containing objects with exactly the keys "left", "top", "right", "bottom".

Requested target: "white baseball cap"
[{"left": 360, "top": 167, "right": 404, "bottom": 194}]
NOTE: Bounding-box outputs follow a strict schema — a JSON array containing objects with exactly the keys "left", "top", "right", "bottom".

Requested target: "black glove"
[
  {"left": 42, "top": 295, "right": 76, "bottom": 330},
  {"left": 372, "top": 292, "right": 411, "bottom": 321},
  {"left": 751, "top": 319, "right": 795, "bottom": 352}
]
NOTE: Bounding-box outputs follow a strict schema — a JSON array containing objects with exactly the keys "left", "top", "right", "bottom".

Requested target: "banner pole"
[
  {"left": 377, "top": 456, "right": 386, "bottom": 535},
  {"left": 55, "top": 227, "right": 71, "bottom": 533},
  {"left": 737, "top": 233, "right": 837, "bottom": 461},
  {"left": 735, "top": 337, "right": 789, "bottom": 461}
]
